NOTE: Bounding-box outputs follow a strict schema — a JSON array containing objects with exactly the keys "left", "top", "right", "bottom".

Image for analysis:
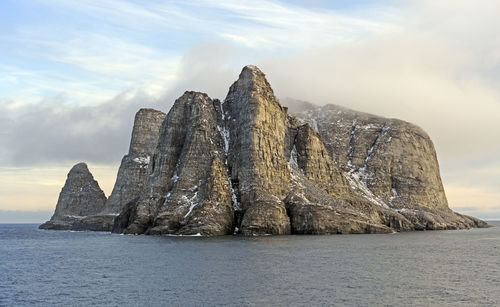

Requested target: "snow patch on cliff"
[
  {"left": 288, "top": 145, "right": 299, "bottom": 169},
  {"left": 345, "top": 171, "right": 390, "bottom": 209},
  {"left": 220, "top": 100, "right": 240, "bottom": 211},
  {"left": 183, "top": 191, "right": 199, "bottom": 218},
  {"left": 133, "top": 156, "right": 150, "bottom": 169}
]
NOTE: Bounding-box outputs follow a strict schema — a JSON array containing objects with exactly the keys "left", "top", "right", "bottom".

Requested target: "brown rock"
[{"left": 223, "top": 66, "right": 292, "bottom": 235}]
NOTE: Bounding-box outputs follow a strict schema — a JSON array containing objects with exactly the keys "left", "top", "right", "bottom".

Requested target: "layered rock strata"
[{"left": 41, "top": 65, "right": 488, "bottom": 235}]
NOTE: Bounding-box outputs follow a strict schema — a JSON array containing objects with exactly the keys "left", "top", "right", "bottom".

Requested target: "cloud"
[
  {"left": 38, "top": 0, "right": 398, "bottom": 50},
  {"left": 0, "top": 91, "right": 164, "bottom": 167},
  {"left": 3, "top": 0, "right": 500, "bottom": 170},
  {"left": 196, "top": 0, "right": 400, "bottom": 49},
  {"left": 2, "top": 32, "right": 180, "bottom": 103},
  {"left": 168, "top": 42, "right": 249, "bottom": 99},
  {"left": 36, "top": 0, "right": 189, "bottom": 30},
  {"left": 2, "top": 0, "right": 400, "bottom": 104},
  {"left": 30, "top": 33, "right": 179, "bottom": 82},
  {"left": 247, "top": 0, "right": 500, "bottom": 218},
  {"left": 0, "top": 41, "right": 243, "bottom": 167}
]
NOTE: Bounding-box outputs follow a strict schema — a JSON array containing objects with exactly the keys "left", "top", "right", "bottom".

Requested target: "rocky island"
[{"left": 40, "top": 65, "right": 488, "bottom": 235}]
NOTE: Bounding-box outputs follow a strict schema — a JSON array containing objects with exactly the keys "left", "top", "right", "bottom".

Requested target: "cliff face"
[
  {"left": 113, "top": 92, "right": 234, "bottom": 236},
  {"left": 41, "top": 66, "right": 488, "bottom": 235},
  {"left": 283, "top": 99, "right": 487, "bottom": 230},
  {"left": 224, "top": 66, "right": 292, "bottom": 235},
  {"left": 104, "top": 108, "right": 166, "bottom": 214}
]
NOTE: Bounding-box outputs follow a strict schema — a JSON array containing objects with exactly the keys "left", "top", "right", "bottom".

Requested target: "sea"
[{"left": 1, "top": 222, "right": 499, "bottom": 306}]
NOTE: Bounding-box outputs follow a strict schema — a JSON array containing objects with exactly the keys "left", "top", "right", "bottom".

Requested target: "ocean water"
[{"left": 1, "top": 223, "right": 499, "bottom": 306}]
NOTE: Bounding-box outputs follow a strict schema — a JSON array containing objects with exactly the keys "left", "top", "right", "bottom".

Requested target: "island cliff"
[{"left": 40, "top": 65, "right": 488, "bottom": 235}]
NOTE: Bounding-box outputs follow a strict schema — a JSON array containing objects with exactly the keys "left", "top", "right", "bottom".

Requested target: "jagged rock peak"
[
  {"left": 223, "top": 65, "right": 292, "bottom": 235},
  {"left": 240, "top": 65, "right": 266, "bottom": 81},
  {"left": 69, "top": 162, "right": 90, "bottom": 174},
  {"left": 137, "top": 107, "right": 165, "bottom": 114},
  {"left": 226, "top": 65, "right": 282, "bottom": 110},
  {"left": 176, "top": 90, "right": 211, "bottom": 103},
  {"left": 237, "top": 65, "right": 271, "bottom": 88},
  {"left": 58, "top": 162, "right": 107, "bottom": 213},
  {"left": 168, "top": 91, "right": 216, "bottom": 119},
  {"left": 39, "top": 162, "right": 107, "bottom": 230},
  {"left": 114, "top": 89, "right": 233, "bottom": 236}
]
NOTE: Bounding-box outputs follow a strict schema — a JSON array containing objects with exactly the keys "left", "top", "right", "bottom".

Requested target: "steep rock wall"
[
  {"left": 223, "top": 66, "right": 291, "bottom": 235},
  {"left": 104, "top": 108, "right": 166, "bottom": 214},
  {"left": 284, "top": 100, "right": 487, "bottom": 230},
  {"left": 114, "top": 92, "right": 234, "bottom": 235}
]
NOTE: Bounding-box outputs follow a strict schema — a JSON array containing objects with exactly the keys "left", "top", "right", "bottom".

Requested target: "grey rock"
[
  {"left": 116, "top": 92, "right": 234, "bottom": 236},
  {"left": 283, "top": 99, "right": 487, "bottom": 230},
  {"left": 39, "top": 162, "right": 109, "bottom": 230},
  {"left": 104, "top": 108, "right": 166, "bottom": 214}
]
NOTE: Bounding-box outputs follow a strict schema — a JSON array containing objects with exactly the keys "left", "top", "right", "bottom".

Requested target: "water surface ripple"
[{"left": 1, "top": 223, "right": 499, "bottom": 306}]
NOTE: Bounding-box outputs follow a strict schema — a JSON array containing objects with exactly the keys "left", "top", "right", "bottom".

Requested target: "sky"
[{"left": 1, "top": 0, "right": 500, "bottom": 222}]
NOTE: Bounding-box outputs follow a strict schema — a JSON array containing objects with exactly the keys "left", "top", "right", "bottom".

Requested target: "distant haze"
[
  {"left": 1, "top": 0, "right": 499, "bottom": 221},
  {"left": 0, "top": 211, "right": 52, "bottom": 224}
]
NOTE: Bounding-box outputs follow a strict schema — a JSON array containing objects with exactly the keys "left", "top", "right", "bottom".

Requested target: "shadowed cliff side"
[{"left": 113, "top": 92, "right": 234, "bottom": 236}]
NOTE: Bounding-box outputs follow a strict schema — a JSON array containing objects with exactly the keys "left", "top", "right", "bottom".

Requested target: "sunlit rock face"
[
  {"left": 223, "top": 66, "right": 292, "bottom": 235},
  {"left": 41, "top": 66, "right": 488, "bottom": 235}
]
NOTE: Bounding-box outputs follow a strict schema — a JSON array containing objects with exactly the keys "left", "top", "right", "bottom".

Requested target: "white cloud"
[
  {"left": 3, "top": 0, "right": 403, "bottom": 104},
  {"left": 5, "top": 32, "right": 180, "bottom": 100},
  {"left": 197, "top": 0, "right": 401, "bottom": 51},
  {"left": 37, "top": 0, "right": 187, "bottom": 29},
  {"left": 258, "top": 0, "right": 500, "bottom": 161}
]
